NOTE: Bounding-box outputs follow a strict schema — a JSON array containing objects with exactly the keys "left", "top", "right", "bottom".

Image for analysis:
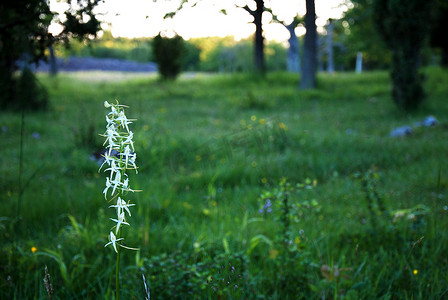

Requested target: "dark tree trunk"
[
  {"left": 373, "top": 0, "right": 431, "bottom": 110},
  {"left": 390, "top": 45, "right": 424, "bottom": 109},
  {"left": 442, "top": 48, "right": 448, "bottom": 67},
  {"left": 240, "top": 0, "right": 266, "bottom": 74},
  {"left": 429, "top": 0, "right": 448, "bottom": 67},
  {"left": 49, "top": 45, "right": 58, "bottom": 76},
  {"left": 253, "top": 0, "right": 265, "bottom": 74},
  {"left": 300, "top": 0, "right": 317, "bottom": 89},
  {"left": 0, "top": 53, "right": 17, "bottom": 109}
]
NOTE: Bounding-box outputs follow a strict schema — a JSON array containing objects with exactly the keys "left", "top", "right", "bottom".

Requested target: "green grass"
[{"left": 1, "top": 68, "right": 448, "bottom": 299}]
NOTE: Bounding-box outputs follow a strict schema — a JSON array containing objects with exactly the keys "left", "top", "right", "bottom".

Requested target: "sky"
[{"left": 50, "top": 0, "right": 349, "bottom": 42}]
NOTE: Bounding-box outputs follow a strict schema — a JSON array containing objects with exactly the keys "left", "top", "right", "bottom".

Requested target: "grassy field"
[{"left": 1, "top": 68, "right": 447, "bottom": 299}]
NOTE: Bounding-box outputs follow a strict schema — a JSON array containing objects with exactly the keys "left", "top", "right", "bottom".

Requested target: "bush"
[
  {"left": 152, "top": 34, "right": 185, "bottom": 80},
  {"left": 15, "top": 66, "right": 48, "bottom": 111}
]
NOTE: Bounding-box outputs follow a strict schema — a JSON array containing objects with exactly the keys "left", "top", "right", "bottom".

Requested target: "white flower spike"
[{"left": 101, "top": 100, "right": 140, "bottom": 253}]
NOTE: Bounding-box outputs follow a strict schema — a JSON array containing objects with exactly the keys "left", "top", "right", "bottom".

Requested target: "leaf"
[
  {"left": 247, "top": 234, "right": 272, "bottom": 255},
  {"left": 37, "top": 249, "right": 70, "bottom": 286},
  {"left": 222, "top": 237, "right": 230, "bottom": 254}
]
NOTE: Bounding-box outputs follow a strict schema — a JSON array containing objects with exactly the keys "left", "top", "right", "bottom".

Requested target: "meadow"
[{"left": 1, "top": 68, "right": 447, "bottom": 299}]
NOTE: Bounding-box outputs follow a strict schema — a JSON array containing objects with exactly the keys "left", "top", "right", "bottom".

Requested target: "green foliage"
[
  {"left": 182, "top": 41, "right": 201, "bottom": 71},
  {"left": 61, "top": 32, "right": 155, "bottom": 63},
  {"left": 257, "top": 178, "right": 320, "bottom": 295},
  {"left": 1, "top": 70, "right": 448, "bottom": 298},
  {"left": 373, "top": 0, "right": 433, "bottom": 110},
  {"left": 72, "top": 121, "right": 100, "bottom": 150},
  {"left": 343, "top": 0, "right": 391, "bottom": 70},
  {"left": 1, "top": 66, "right": 49, "bottom": 111},
  {"left": 0, "top": 1, "right": 53, "bottom": 65},
  {"left": 14, "top": 66, "right": 49, "bottom": 111},
  {"left": 0, "top": 0, "right": 101, "bottom": 110},
  {"left": 0, "top": 0, "right": 52, "bottom": 109},
  {"left": 429, "top": 0, "right": 448, "bottom": 66},
  {"left": 152, "top": 34, "right": 186, "bottom": 80},
  {"left": 141, "top": 251, "right": 247, "bottom": 298},
  {"left": 67, "top": 35, "right": 286, "bottom": 73},
  {"left": 353, "top": 169, "right": 388, "bottom": 228}
]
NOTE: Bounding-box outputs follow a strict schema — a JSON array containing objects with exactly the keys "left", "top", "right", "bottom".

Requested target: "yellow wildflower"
[{"left": 278, "top": 122, "right": 287, "bottom": 130}]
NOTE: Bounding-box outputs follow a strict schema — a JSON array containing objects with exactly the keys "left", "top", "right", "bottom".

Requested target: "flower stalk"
[{"left": 100, "top": 100, "right": 139, "bottom": 300}]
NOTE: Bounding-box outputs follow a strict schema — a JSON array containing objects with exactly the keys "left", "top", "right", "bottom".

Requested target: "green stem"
[
  {"left": 116, "top": 127, "right": 126, "bottom": 300},
  {"left": 18, "top": 109, "right": 24, "bottom": 217},
  {"left": 116, "top": 229, "right": 121, "bottom": 300}
]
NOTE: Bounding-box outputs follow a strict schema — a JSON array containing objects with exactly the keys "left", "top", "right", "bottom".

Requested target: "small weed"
[
  {"left": 353, "top": 169, "right": 388, "bottom": 228},
  {"left": 257, "top": 177, "right": 320, "bottom": 295},
  {"left": 43, "top": 265, "right": 54, "bottom": 300}
]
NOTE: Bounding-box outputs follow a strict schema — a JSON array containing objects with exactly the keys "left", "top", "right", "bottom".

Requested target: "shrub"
[
  {"left": 15, "top": 66, "right": 48, "bottom": 111},
  {"left": 152, "top": 34, "right": 185, "bottom": 80}
]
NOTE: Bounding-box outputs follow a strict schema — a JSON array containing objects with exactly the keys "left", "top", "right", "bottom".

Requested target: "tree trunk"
[
  {"left": 254, "top": 0, "right": 265, "bottom": 74},
  {"left": 286, "top": 23, "right": 300, "bottom": 73},
  {"left": 326, "top": 19, "right": 334, "bottom": 73},
  {"left": 373, "top": 0, "right": 430, "bottom": 110},
  {"left": 49, "top": 45, "right": 58, "bottom": 76},
  {"left": 0, "top": 55, "right": 16, "bottom": 109},
  {"left": 390, "top": 45, "right": 423, "bottom": 109},
  {"left": 356, "top": 52, "right": 363, "bottom": 73},
  {"left": 442, "top": 47, "right": 448, "bottom": 67},
  {"left": 300, "top": 0, "right": 317, "bottom": 89}
]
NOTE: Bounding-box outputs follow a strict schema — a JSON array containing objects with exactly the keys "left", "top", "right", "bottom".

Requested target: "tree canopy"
[{"left": 0, "top": 0, "right": 102, "bottom": 110}]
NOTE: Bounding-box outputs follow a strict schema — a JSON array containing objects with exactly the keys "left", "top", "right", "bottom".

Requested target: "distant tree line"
[
  {"left": 57, "top": 33, "right": 291, "bottom": 73},
  {"left": 57, "top": 31, "right": 374, "bottom": 73}
]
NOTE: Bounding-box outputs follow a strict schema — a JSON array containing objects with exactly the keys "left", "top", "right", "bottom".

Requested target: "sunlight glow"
[{"left": 50, "top": 0, "right": 348, "bottom": 41}]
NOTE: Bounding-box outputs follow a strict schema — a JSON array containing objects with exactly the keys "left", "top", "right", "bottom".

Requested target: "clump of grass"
[
  {"left": 354, "top": 169, "right": 388, "bottom": 228},
  {"left": 257, "top": 177, "right": 320, "bottom": 296},
  {"left": 229, "top": 89, "right": 275, "bottom": 110},
  {"left": 138, "top": 250, "right": 247, "bottom": 299}
]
